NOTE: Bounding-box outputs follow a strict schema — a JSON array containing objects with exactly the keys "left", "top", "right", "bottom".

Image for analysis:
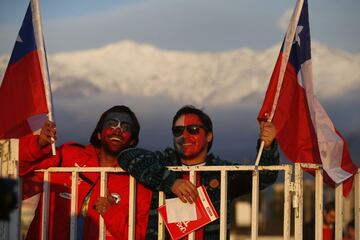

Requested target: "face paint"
[
  {"left": 99, "top": 112, "right": 134, "bottom": 155},
  {"left": 173, "top": 114, "right": 208, "bottom": 160},
  {"left": 103, "top": 112, "right": 134, "bottom": 132}
]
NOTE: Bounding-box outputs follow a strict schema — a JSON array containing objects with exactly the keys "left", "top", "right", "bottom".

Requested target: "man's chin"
[
  {"left": 105, "top": 146, "right": 128, "bottom": 156},
  {"left": 178, "top": 152, "right": 198, "bottom": 160}
]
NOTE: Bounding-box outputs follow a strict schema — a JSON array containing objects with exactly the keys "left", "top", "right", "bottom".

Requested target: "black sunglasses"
[{"left": 172, "top": 125, "right": 206, "bottom": 137}]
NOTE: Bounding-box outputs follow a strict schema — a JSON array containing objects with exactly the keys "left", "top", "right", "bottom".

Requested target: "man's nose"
[{"left": 183, "top": 128, "right": 191, "bottom": 137}]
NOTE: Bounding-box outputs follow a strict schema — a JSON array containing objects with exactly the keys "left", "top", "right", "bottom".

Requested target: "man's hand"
[
  {"left": 38, "top": 120, "right": 57, "bottom": 148},
  {"left": 171, "top": 179, "right": 198, "bottom": 204},
  {"left": 94, "top": 194, "right": 115, "bottom": 216},
  {"left": 259, "top": 121, "right": 276, "bottom": 150}
]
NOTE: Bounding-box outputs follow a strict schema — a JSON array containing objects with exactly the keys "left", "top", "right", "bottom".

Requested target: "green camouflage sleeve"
[{"left": 118, "top": 148, "right": 178, "bottom": 195}]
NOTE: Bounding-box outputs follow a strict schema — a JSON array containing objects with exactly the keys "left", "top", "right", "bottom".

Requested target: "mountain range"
[
  {"left": 1, "top": 40, "right": 359, "bottom": 106},
  {"left": 0, "top": 41, "right": 359, "bottom": 162}
]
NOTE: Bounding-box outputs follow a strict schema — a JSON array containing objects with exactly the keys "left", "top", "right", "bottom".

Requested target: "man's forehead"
[
  {"left": 104, "top": 112, "right": 133, "bottom": 124},
  {"left": 175, "top": 113, "right": 202, "bottom": 126}
]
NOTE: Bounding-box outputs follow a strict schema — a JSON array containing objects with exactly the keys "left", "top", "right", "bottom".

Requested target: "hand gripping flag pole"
[
  {"left": 31, "top": 0, "right": 56, "bottom": 155},
  {"left": 256, "top": 0, "right": 357, "bottom": 196},
  {"left": 255, "top": 0, "right": 304, "bottom": 166}
]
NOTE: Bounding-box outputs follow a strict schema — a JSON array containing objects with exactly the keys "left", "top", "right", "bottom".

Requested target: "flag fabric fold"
[
  {"left": 258, "top": 0, "right": 357, "bottom": 196},
  {"left": 0, "top": 0, "right": 53, "bottom": 139}
]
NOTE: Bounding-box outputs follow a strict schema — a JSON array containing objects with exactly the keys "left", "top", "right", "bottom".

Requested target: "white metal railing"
[
  {"left": 36, "top": 165, "right": 291, "bottom": 240},
  {"left": 1, "top": 139, "right": 359, "bottom": 240},
  {"left": 162, "top": 165, "right": 293, "bottom": 240},
  {"left": 36, "top": 167, "right": 133, "bottom": 240},
  {"left": 294, "top": 163, "right": 360, "bottom": 240}
]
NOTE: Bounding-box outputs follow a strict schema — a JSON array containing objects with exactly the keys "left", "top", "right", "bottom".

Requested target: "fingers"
[
  {"left": 39, "top": 120, "right": 57, "bottom": 148},
  {"left": 171, "top": 179, "right": 198, "bottom": 204},
  {"left": 94, "top": 197, "right": 112, "bottom": 216},
  {"left": 259, "top": 122, "right": 276, "bottom": 149}
]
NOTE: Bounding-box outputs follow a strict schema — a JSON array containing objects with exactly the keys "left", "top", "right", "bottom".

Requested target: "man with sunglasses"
[
  {"left": 18, "top": 105, "right": 152, "bottom": 240},
  {"left": 118, "top": 105, "right": 279, "bottom": 239}
]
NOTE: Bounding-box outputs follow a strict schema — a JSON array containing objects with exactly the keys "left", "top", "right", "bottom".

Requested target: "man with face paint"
[
  {"left": 18, "top": 105, "right": 152, "bottom": 240},
  {"left": 118, "top": 105, "right": 279, "bottom": 239}
]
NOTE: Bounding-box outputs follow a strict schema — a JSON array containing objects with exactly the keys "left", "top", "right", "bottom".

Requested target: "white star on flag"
[
  {"left": 293, "top": 25, "right": 303, "bottom": 46},
  {"left": 16, "top": 35, "right": 23, "bottom": 43}
]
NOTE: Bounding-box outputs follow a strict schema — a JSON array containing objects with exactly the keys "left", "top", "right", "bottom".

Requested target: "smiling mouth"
[
  {"left": 182, "top": 143, "right": 193, "bottom": 146},
  {"left": 109, "top": 136, "right": 122, "bottom": 142}
]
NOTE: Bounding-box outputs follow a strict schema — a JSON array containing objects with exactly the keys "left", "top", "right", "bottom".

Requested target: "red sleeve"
[
  {"left": 19, "top": 135, "right": 52, "bottom": 161},
  {"left": 103, "top": 185, "right": 152, "bottom": 240},
  {"left": 19, "top": 135, "right": 60, "bottom": 199}
]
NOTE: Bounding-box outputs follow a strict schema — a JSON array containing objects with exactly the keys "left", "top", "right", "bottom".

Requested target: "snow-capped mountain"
[{"left": 1, "top": 41, "right": 359, "bottom": 106}]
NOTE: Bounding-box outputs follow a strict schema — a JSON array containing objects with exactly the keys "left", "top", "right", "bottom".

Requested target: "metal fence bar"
[
  {"left": 31, "top": 165, "right": 300, "bottom": 239},
  {"left": 283, "top": 165, "right": 292, "bottom": 240},
  {"left": 315, "top": 169, "right": 323, "bottom": 240},
  {"left": 355, "top": 171, "right": 360, "bottom": 240},
  {"left": 219, "top": 170, "right": 228, "bottom": 239},
  {"left": 294, "top": 163, "right": 303, "bottom": 240},
  {"left": 335, "top": 184, "right": 343, "bottom": 240},
  {"left": 158, "top": 191, "right": 165, "bottom": 240},
  {"left": 251, "top": 169, "right": 259, "bottom": 240},
  {"left": 70, "top": 172, "right": 78, "bottom": 240},
  {"left": 99, "top": 170, "right": 107, "bottom": 240},
  {"left": 41, "top": 171, "right": 50, "bottom": 240},
  {"left": 187, "top": 170, "right": 196, "bottom": 240},
  {"left": 128, "top": 176, "right": 136, "bottom": 239}
]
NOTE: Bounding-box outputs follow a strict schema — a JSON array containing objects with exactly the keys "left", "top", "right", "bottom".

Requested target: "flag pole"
[
  {"left": 31, "top": 0, "right": 56, "bottom": 155},
  {"left": 255, "top": 0, "right": 304, "bottom": 166}
]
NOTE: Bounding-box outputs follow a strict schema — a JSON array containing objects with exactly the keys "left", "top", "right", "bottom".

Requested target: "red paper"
[{"left": 158, "top": 186, "right": 219, "bottom": 240}]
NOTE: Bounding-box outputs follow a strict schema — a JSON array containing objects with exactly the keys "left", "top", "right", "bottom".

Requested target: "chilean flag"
[
  {"left": 258, "top": 0, "right": 357, "bottom": 196},
  {"left": 0, "top": 0, "right": 53, "bottom": 139}
]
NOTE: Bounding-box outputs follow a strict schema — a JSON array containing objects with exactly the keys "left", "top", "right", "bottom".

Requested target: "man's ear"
[
  {"left": 97, "top": 132, "right": 101, "bottom": 141},
  {"left": 206, "top": 132, "right": 213, "bottom": 143}
]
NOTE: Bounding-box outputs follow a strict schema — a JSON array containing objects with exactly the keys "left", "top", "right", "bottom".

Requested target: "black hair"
[
  {"left": 89, "top": 105, "right": 140, "bottom": 148},
  {"left": 324, "top": 201, "right": 335, "bottom": 212},
  {"left": 347, "top": 219, "right": 354, "bottom": 228},
  {"left": 172, "top": 105, "right": 213, "bottom": 152}
]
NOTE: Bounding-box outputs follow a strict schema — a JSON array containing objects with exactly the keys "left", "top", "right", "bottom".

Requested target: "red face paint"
[
  {"left": 173, "top": 114, "right": 208, "bottom": 160},
  {"left": 99, "top": 124, "right": 133, "bottom": 155}
]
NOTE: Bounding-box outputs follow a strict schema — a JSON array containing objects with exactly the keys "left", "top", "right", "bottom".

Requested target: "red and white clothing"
[{"left": 19, "top": 135, "right": 152, "bottom": 240}]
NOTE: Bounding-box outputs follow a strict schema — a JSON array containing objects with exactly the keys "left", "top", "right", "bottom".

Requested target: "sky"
[{"left": 0, "top": 0, "right": 360, "bottom": 55}]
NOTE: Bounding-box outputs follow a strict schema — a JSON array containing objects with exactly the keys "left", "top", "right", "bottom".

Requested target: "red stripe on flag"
[{"left": 0, "top": 50, "right": 48, "bottom": 138}]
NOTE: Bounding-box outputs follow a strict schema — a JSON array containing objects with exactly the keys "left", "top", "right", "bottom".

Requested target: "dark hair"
[
  {"left": 90, "top": 105, "right": 140, "bottom": 148},
  {"left": 324, "top": 201, "right": 335, "bottom": 212},
  {"left": 172, "top": 105, "right": 213, "bottom": 152},
  {"left": 347, "top": 219, "right": 354, "bottom": 228}
]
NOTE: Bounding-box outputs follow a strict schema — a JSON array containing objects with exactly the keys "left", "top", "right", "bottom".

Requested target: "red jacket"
[{"left": 19, "top": 135, "right": 152, "bottom": 240}]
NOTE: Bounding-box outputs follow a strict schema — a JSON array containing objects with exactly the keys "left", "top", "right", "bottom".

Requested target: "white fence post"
[
  {"left": 128, "top": 176, "right": 136, "bottom": 240},
  {"left": 251, "top": 169, "right": 259, "bottom": 240},
  {"left": 158, "top": 191, "right": 165, "bottom": 240},
  {"left": 283, "top": 165, "right": 292, "bottom": 240},
  {"left": 335, "top": 184, "right": 343, "bottom": 240},
  {"left": 99, "top": 170, "right": 107, "bottom": 240},
  {"left": 41, "top": 171, "right": 50, "bottom": 240},
  {"left": 0, "top": 139, "right": 21, "bottom": 240},
  {"left": 355, "top": 171, "right": 360, "bottom": 240},
  {"left": 219, "top": 170, "right": 228, "bottom": 239},
  {"left": 294, "top": 163, "right": 303, "bottom": 240},
  {"left": 315, "top": 169, "right": 323, "bottom": 240},
  {"left": 70, "top": 172, "right": 78, "bottom": 240}
]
